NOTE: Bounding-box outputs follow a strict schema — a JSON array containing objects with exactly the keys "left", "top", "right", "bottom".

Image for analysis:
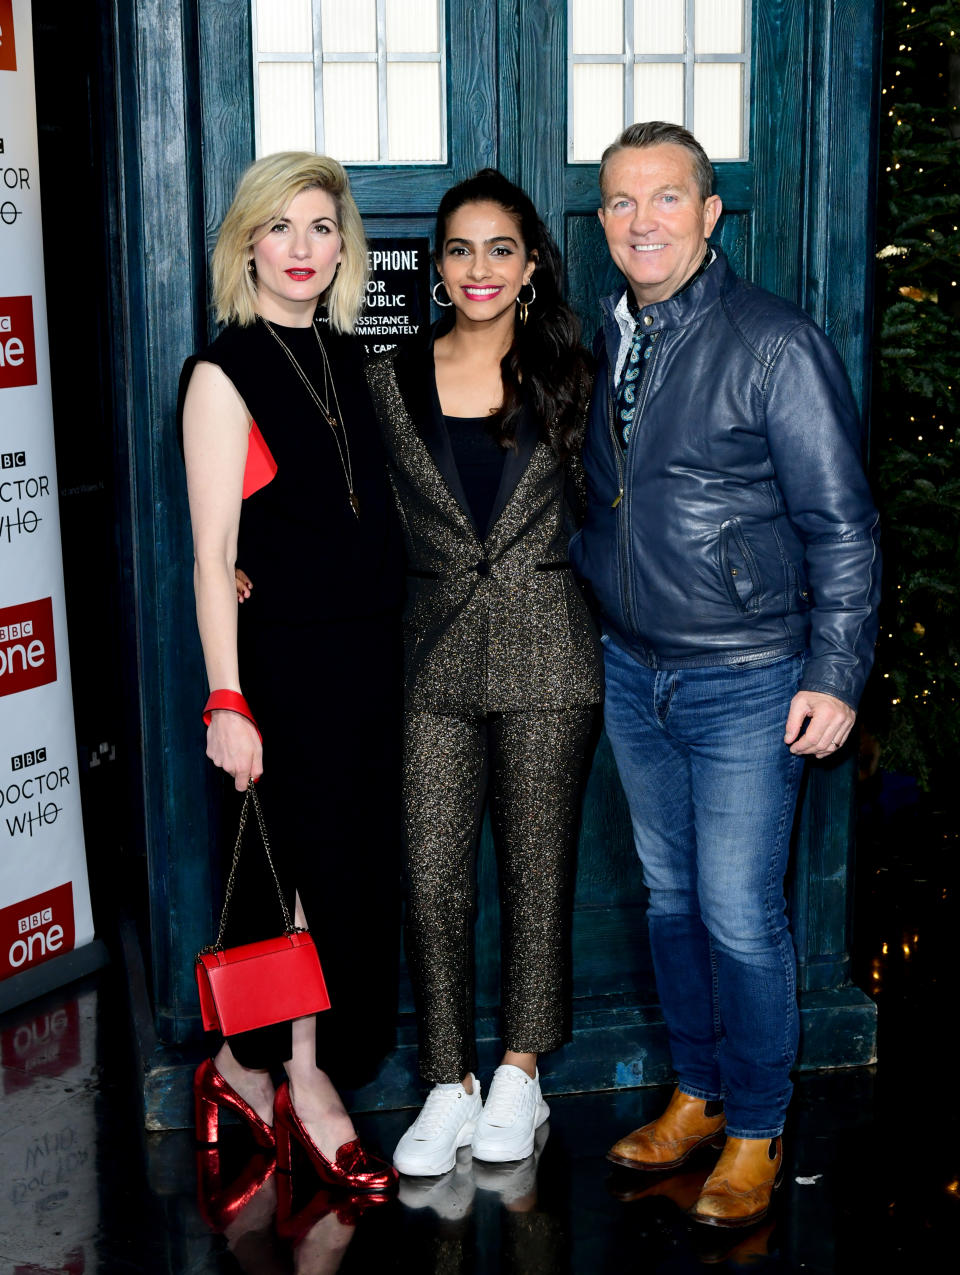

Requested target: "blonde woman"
[{"left": 180, "top": 152, "right": 403, "bottom": 1193}]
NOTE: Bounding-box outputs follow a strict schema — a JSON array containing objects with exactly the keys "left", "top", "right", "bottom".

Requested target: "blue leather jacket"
[{"left": 569, "top": 250, "right": 881, "bottom": 709}]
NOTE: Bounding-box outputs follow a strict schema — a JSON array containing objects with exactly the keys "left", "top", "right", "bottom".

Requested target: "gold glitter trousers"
[{"left": 403, "top": 706, "right": 599, "bottom": 1084}]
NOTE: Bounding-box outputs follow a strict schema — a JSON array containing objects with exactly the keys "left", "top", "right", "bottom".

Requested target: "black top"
[
  {"left": 179, "top": 317, "right": 403, "bottom": 626},
  {"left": 443, "top": 413, "right": 506, "bottom": 537}
]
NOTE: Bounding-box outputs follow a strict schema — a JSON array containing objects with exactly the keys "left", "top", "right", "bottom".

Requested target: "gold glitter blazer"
[{"left": 365, "top": 345, "right": 604, "bottom": 715}]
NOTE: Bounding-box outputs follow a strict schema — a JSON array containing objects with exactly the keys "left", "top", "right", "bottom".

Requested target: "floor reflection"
[
  {"left": 0, "top": 967, "right": 955, "bottom": 1273},
  {"left": 0, "top": 786, "right": 956, "bottom": 1271},
  {"left": 0, "top": 988, "right": 99, "bottom": 1274},
  {"left": 193, "top": 1142, "right": 378, "bottom": 1275}
]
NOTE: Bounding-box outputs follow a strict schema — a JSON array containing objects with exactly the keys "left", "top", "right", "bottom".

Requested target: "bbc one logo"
[
  {"left": 0, "top": 597, "right": 56, "bottom": 697},
  {"left": 0, "top": 296, "right": 38, "bottom": 390},
  {"left": 0, "top": 883, "right": 75, "bottom": 976},
  {"left": 0, "top": 0, "right": 17, "bottom": 74}
]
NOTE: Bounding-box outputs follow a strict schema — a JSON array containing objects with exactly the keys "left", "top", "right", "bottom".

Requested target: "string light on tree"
[{"left": 866, "top": 0, "right": 960, "bottom": 791}]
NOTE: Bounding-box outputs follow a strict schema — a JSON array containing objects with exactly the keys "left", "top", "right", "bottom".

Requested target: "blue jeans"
[{"left": 602, "top": 638, "right": 806, "bottom": 1139}]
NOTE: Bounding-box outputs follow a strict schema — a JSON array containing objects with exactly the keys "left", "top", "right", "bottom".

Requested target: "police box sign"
[{"left": 357, "top": 238, "right": 430, "bottom": 355}]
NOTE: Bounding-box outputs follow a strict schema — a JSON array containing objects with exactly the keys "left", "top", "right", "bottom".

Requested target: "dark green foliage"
[{"left": 867, "top": 1, "right": 960, "bottom": 788}]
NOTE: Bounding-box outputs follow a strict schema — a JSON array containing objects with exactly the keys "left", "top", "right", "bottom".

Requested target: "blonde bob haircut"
[{"left": 211, "top": 151, "right": 368, "bottom": 333}]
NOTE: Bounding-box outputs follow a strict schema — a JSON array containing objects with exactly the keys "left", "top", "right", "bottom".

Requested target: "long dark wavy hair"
[{"left": 434, "top": 169, "right": 592, "bottom": 459}]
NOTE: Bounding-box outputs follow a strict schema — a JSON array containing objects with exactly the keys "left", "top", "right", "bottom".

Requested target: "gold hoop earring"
[{"left": 516, "top": 281, "right": 536, "bottom": 326}]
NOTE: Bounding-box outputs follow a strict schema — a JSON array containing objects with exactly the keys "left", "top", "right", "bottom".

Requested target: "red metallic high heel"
[
  {"left": 274, "top": 1080, "right": 398, "bottom": 1193},
  {"left": 194, "top": 1057, "right": 275, "bottom": 1150}
]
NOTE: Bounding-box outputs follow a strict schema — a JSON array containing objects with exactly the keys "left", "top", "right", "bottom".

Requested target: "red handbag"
[{"left": 196, "top": 782, "right": 330, "bottom": 1036}]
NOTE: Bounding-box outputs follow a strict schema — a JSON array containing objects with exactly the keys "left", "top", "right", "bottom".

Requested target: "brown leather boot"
[
  {"left": 606, "top": 1087, "right": 726, "bottom": 1171},
  {"left": 688, "top": 1135, "right": 783, "bottom": 1227}
]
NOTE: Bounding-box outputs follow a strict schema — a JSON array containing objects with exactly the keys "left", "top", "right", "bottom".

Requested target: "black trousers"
[{"left": 220, "top": 615, "right": 402, "bottom": 1087}]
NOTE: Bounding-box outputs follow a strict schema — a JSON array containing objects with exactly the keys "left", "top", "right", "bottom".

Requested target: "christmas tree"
[{"left": 866, "top": 0, "right": 960, "bottom": 790}]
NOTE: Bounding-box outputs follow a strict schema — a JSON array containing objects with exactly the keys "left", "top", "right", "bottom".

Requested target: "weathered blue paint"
[{"left": 616, "top": 1060, "right": 646, "bottom": 1088}]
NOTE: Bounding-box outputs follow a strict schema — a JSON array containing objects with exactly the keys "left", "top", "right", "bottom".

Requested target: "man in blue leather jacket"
[{"left": 569, "top": 122, "right": 880, "bottom": 1228}]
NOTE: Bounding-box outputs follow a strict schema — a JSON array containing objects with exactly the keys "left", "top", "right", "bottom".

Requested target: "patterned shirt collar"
[{"left": 613, "top": 246, "right": 716, "bottom": 380}]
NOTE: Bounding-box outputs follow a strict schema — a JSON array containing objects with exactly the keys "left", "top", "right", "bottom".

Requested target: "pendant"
[
  {"left": 349, "top": 492, "right": 360, "bottom": 517},
  {"left": 324, "top": 410, "right": 338, "bottom": 428}
]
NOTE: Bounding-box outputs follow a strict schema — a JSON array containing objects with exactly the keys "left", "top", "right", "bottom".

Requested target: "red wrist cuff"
[{"left": 203, "top": 690, "right": 262, "bottom": 742}]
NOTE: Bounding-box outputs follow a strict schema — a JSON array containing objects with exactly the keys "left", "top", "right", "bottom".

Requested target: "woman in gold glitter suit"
[{"left": 364, "top": 170, "right": 603, "bottom": 1176}]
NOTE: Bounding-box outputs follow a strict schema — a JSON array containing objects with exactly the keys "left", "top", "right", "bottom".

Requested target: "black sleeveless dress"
[{"left": 180, "top": 317, "right": 404, "bottom": 1084}]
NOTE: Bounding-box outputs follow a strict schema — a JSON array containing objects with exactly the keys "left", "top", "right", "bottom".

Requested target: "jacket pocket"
[
  {"left": 719, "top": 519, "right": 762, "bottom": 614},
  {"left": 791, "top": 565, "right": 813, "bottom": 612}
]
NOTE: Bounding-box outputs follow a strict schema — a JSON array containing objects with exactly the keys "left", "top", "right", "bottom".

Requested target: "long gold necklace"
[{"left": 257, "top": 315, "right": 359, "bottom": 518}]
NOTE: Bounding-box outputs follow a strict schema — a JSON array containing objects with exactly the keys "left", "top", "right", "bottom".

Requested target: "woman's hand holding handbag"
[{"left": 195, "top": 781, "right": 330, "bottom": 1036}]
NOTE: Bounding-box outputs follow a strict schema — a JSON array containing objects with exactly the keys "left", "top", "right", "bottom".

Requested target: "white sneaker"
[
  {"left": 471, "top": 1064, "right": 550, "bottom": 1163},
  {"left": 393, "top": 1076, "right": 483, "bottom": 1176}
]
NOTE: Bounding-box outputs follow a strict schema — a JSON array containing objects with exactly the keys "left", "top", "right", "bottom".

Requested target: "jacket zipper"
[
  {"left": 606, "top": 385, "right": 625, "bottom": 508},
  {"left": 604, "top": 377, "right": 636, "bottom": 631}
]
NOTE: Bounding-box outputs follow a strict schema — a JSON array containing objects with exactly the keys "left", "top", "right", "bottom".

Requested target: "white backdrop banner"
[{"left": 0, "top": 0, "right": 93, "bottom": 980}]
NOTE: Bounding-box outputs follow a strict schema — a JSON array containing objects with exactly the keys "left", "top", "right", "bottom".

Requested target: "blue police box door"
[
  {"left": 159, "top": 0, "right": 880, "bottom": 1088},
  {"left": 505, "top": 0, "right": 883, "bottom": 1085}
]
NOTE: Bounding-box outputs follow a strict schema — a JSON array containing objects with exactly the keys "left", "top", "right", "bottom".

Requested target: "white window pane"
[
  {"left": 385, "top": 0, "right": 439, "bottom": 54},
  {"left": 323, "top": 62, "right": 379, "bottom": 161},
  {"left": 256, "top": 0, "right": 313, "bottom": 54},
  {"left": 572, "top": 64, "right": 624, "bottom": 162},
  {"left": 258, "top": 61, "right": 315, "bottom": 155},
  {"left": 634, "top": 0, "right": 684, "bottom": 55},
  {"left": 572, "top": 0, "right": 623, "bottom": 55},
  {"left": 695, "top": 0, "right": 744, "bottom": 54},
  {"left": 321, "top": 0, "right": 376, "bottom": 53},
  {"left": 386, "top": 63, "right": 442, "bottom": 161},
  {"left": 694, "top": 63, "right": 743, "bottom": 158},
  {"left": 633, "top": 63, "right": 683, "bottom": 127}
]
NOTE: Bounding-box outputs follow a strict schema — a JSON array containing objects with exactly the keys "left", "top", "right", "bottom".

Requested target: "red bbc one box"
[
  {"left": 0, "top": 0, "right": 18, "bottom": 73},
  {"left": 0, "top": 296, "right": 38, "bottom": 390},
  {"left": 0, "top": 882, "right": 76, "bottom": 980},
  {"left": 0, "top": 597, "right": 57, "bottom": 698}
]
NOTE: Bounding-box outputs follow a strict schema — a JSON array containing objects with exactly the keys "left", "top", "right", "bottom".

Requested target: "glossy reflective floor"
[{"left": 0, "top": 784, "right": 956, "bottom": 1274}]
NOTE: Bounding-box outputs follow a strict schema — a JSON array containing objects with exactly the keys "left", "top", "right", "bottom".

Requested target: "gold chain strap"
[{"left": 210, "top": 781, "right": 299, "bottom": 951}]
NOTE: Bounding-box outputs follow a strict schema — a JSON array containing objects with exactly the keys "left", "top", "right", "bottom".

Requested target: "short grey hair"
[{"left": 599, "top": 122, "right": 714, "bottom": 203}]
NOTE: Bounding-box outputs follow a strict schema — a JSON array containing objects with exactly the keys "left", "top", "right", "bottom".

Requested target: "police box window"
[
  {"left": 252, "top": 0, "right": 447, "bottom": 164},
  {"left": 568, "top": 0, "right": 751, "bottom": 163}
]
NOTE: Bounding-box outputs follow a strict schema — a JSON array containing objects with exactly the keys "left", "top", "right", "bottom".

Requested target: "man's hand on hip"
[{"left": 784, "top": 691, "right": 856, "bottom": 758}]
